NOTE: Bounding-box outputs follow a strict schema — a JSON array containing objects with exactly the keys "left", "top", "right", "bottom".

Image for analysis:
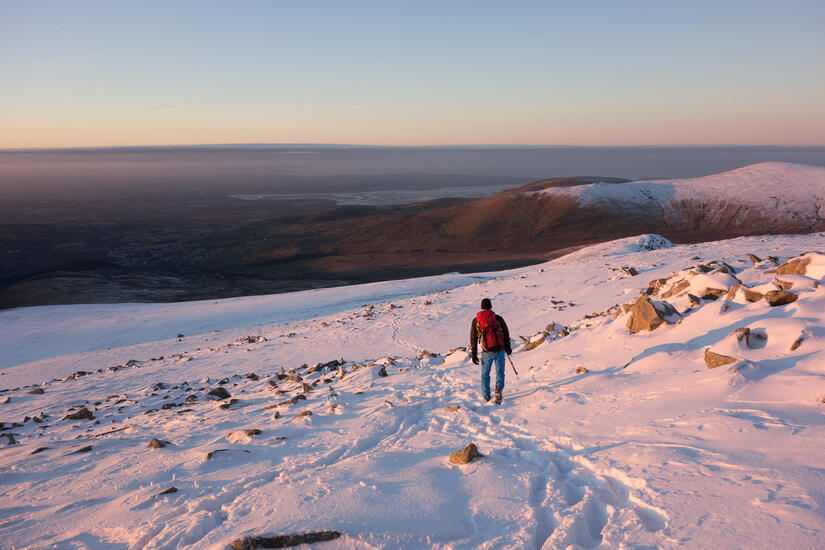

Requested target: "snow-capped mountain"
[{"left": 2, "top": 231, "right": 825, "bottom": 549}]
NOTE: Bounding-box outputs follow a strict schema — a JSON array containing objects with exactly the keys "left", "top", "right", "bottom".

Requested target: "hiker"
[{"left": 471, "top": 298, "right": 512, "bottom": 404}]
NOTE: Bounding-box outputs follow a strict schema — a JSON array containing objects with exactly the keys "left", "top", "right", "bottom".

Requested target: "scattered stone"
[
  {"left": 226, "top": 429, "right": 262, "bottom": 442},
  {"left": 731, "top": 327, "right": 766, "bottom": 349},
  {"left": 704, "top": 348, "right": 740, "bottom": 369},
  {"left": 575, "top": 366, "right": 589, "bottom": 374},
  {"left": 185, "top": 394, "right": 198, "bottom": 404},
  {"left": 276, "top": 394, "right": 307, "bottom": 407},
  {"left": 519, "top": 335, "right": 545, "bottom": 351},
  {"left": 72, "top": 445, "right": 93, "bottom": 454},
  {"left": 791, "top": 333, "right": 805, "bottom": 351},
  {"left": 146, "top": 438, "right": 170, "bottom": 449},
  {"left": 764, "top": 290, "right": 799, "bottom": 307},
  {"left": 301, "top": 383, "right": 313, "bottom": 394},
  {"left": 0, "top": 396, "right": 9, "bottom": 404},
  {"left": 661, "top": 279, "right": 689, "bottom": 299},
  {"left": 205, "top": 449, "right": 228, "bottom": 460},
  {"left": 158, "top": 487, "right": 178, "bottom": 495},
  {"left": 747, "top": 253, "right": 762, "bottom": 264},
  {"left": 177, "top": 333, "right": 185, "bottom": 338},
  {"left": 725, "top": 284, "right": 742, "bottom": 301},
  {"left": 743, "top": 289, "right": 764, "bottom": 302},
  {"left": 687, "top": 294, "right": 701, "bottom": 307},
  {"left": 272, "top": 410, "right": 280, "bottom": 419},
  {"left": 62, "top": 407, "right": 95, "bottom": 421},
  {"left": 773, "top": 278, "right": 795, "bottom": 290},
  {"left": 219, "top": 399, "right": 240, "bottom": 409},
  {"left": 626, "top": 295, "right": 680, "bottom": 333},
  {"left": 246, "top": 373, "right": 259, "bottom": 381},
  {"left": 449, "top": 443, "right": 483, "bottom": 465},
  {"left": 377, "top": 366, "right": 388, "bottom": 377},
  {"left": 700, "top": 288, "right": 726, "bottom": 300},
  {"left": 417, "top": 349, "right": 438, "bottom": 359},
  {"left": 207, "top": 387, "right": 231, "bottom": 400},
  {"left": 296, "top": 410, "right": 312, "bottom": 418},
  {"left": 442, "top": 405, "right": 461, "bottom": 412},
  {"left": 30, "top": 446, "right": 49, "bottom": 455},
  {"left": 27, "top": 387, "right": 45, "bottom": 395},
  {"left": 1, "top": 433, "right": 17, "bottom": 445},
  {"left": 230, "top": 531, "right": 342, "bottom": 550}
]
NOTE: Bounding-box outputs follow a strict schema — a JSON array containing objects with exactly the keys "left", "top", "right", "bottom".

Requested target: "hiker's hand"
[{"left": 472, "top": 354, "right": 479, "bottom": 365}]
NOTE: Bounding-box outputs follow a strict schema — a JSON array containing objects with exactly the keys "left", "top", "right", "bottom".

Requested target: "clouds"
[{"left": 150, "top": 106, "right": 181, "bottom": 114}]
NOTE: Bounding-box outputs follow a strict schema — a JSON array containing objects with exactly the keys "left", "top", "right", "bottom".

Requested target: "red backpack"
[{"left": 477, "top": 310, "right": 503, "bottom": 351}]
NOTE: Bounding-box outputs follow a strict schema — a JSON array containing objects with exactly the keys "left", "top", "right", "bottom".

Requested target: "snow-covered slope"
[
  {"left": 2, "top": 233, "right": 825, "bottom": 549},
  {"left": 529, "top": 162, "right": 825, "bottom": 232}
]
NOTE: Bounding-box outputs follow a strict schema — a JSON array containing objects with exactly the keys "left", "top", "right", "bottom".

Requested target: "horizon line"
[{"left": 3, "top": 141, "right": 825, "bottom": 153}]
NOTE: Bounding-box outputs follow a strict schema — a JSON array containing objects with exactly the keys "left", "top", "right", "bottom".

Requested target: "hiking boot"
[{"left": 494, "top": 388, "right": 502, "bottom": 405}]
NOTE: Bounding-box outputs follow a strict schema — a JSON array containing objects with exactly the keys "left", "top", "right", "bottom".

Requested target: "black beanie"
[{"left": 480, "top": 298, "right": 492, "bottom": 310}]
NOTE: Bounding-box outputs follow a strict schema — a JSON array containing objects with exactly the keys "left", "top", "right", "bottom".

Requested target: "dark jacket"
[{"left": 470, "top": 313, "right": 512, "bottom": 356}]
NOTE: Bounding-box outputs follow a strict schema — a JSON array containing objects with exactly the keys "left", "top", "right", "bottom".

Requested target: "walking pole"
[{"left": 507, "top": 355, "right": 519, "bottom": 376}]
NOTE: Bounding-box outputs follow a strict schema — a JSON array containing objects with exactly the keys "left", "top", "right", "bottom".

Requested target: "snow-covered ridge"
[
  {"left": 2, "top": 232, "right": 825, "bottom": 549},
  {"left": 527, "top": 162, "right": 825, "bottom": 226}
]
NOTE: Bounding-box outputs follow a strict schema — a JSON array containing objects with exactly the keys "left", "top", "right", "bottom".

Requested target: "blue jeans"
[{"left": 480, "top": 350, "right": 506, "bottom": 401}]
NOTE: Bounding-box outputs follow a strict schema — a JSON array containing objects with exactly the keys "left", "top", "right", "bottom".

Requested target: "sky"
[{"left": 1, "top": 0, "right": 824, "bottom": 148}]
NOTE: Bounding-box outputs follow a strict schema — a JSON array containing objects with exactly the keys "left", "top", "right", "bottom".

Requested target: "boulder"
[
  {"left": 27, "top": 388, "right": 45, "bottom": 395},
  {"left": 704, "top": 348, "right": 740, "bottom": 369},
  {"left": 449, "top": 443, "right": 483, "bottom": 465},
  {"left": 626, "top": 295, "right": 680, "bottom": 333},
  {"left": 661, "top": 279, "right": 690, "bottom": 299},
  {"left": 764, "top": 290, "right": 799, "bottom": 307},
  {"left": 575, "top": 366, "right": 589, "bottom": 374}
]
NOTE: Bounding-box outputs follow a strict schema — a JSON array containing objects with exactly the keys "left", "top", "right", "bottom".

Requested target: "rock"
[
  {"left": 207, "top": 387, "right": 231, "bottom": 399},
  {"left": 1, "top": 433, "right": 17, "bottom": 445},
  {"left": 620, "top": 266, "right": 638, "bottom": 276},
  {"left": 230, "top": 531, "right": 342, "bottom": 550},
  {"left": 246, "top": 373, "right": 259, "bottom": 381},
  {"left": 30, "top": 446, "right": 49, "bottom": 455},
  {"left": 146, "top": 438, "right": 170, "bottom": 449},
  {"left": 0, "top": 396, "right": 9, "bottom": 404},
  {"left": 575, "top": 366, "right": 589, "bottom": 374},
  {"left": 296, "top": 410, "right": 312, "bottom": 418},
  {"left": 72, "top": 445, "right": 93, "bottom": 454},
  {"left": 743, "top": 289, "right": 764, "bottom": 302},
  {"left": 764, "top": 290, "right": 799, "bottom": 307},
  {"left": 226, "top": 429, "right": 262, "bottom": 443},
  {"left": 272, "top": 410, "right": 280, "bottom": 419},
  {"left": 301, "top": 383, "right": 313, "bottom": 394},
  {"left": 777, "top": 255, "right": 812, "bottom": 276},
  {"left": 773, "top": 278, "right": 795, "bottom": 290},
  {"left": 791, "top": 333, "right": 805, "bottom": 351},
  {"left": 700, "top": 288, "right": 726, "bottom": 301},
  {"left": 27, "top": 387, "right": 45, "bottom": 395},
  {"left": 377, "top": 366, "right": 388, "bottom": 377},
  {"left": 62, "top": 407, "right": 95, "bottom": 421},
  {"left": 687, "top": 294, "right": 701, "bottom": 307},
  {"left": 326, "top": 404, "right": 338, "bottom": 414},
  {"left": 725, "top": 284, "right": 742, "bottom": 301},
  {"left": 747, "top": 253, "right": 762, "bottom": 264},
  {"left": 442, "top": 405, "right": 461, "bottom": 412},
  {"left": 661, "top": 279, "right": 689, "bottom": 299},
  {"left": 219, "top": 399, "right": 240, "bottom": 409},
  {"left": 185, "top": 394, "right": 198, "bottom": 404},
  {"left": 704, "top": 348, "right": 740, "bottom": 369},
  {"left": 449, "top": 443, "right": 483, "bottom": 465},
  {"left": 731, "top": 327, "right": 766, "bottom": 349},
  {"left": 177, "top": 333, "right": 185, "bottom": 338},
  {"left": 626, "top": 295, "right": 679, "bottom": 333},
  {"left": 519, "top": 335, "right": 545, "bottom": 351},
  {"left": 417, "top": 349, "right": 438, "bottom": 359},
  {"left": 647, "top": 278, "right": 669, "bottom": 295},
  {"left": 158, "top": 487, "right": 178, "bottom": 495}
]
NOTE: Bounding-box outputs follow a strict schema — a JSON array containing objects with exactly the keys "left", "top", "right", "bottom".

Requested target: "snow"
[
  {"left": 529, "top": 162, "right": 825, "bottom": 226},
  {"left": 2, "top": 231, "right": 825, "bottom": 549}
]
